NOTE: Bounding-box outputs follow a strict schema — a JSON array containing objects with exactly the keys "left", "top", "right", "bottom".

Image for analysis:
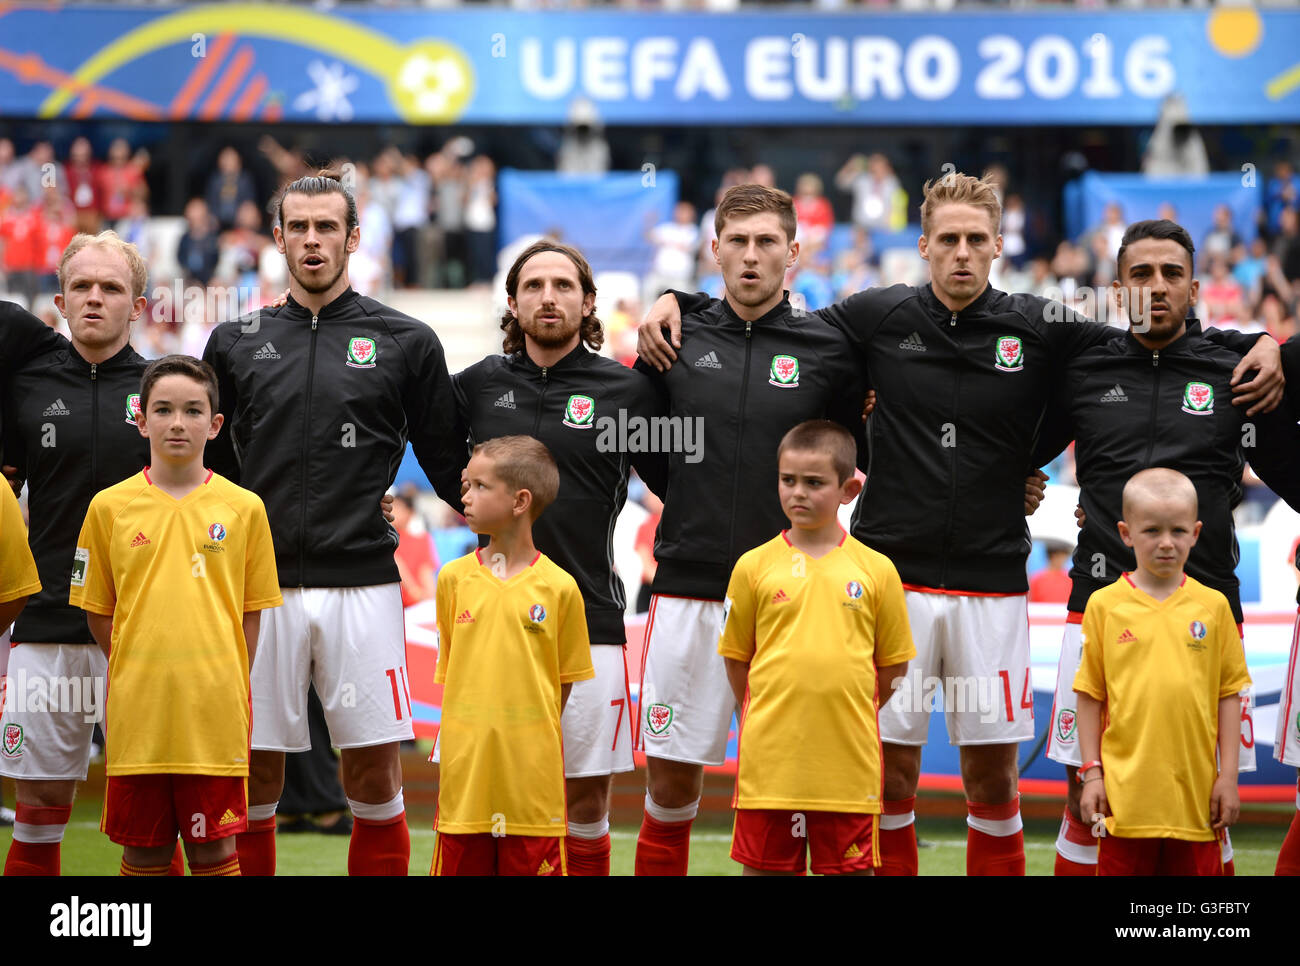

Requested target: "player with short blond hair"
[{"left": 1075, "top": 467, "right": 1248, "bottom": 875}]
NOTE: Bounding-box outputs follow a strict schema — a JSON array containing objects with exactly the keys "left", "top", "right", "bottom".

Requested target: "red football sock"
[
  {"left": 967, "top": 797, "right": 1025, "bottom": 876},
  {"left": 4, "top": 804, "right": 71, "bottom": 876},
  {"left": 168, "top": 839, "right": 185, "bottom": 876},
  {"left": 566, "top": 833, "right": 611, "bottom": 876},
  {"left": 348, "top": 814, "right": 410, "bottom": 876},
  {"left": 120, "top": 859, "right": 169, "bottom": 876},
  {"left": 1053, "top": 807, "right": 1097, "bottom": 876},
  {"left": 190, "top": 855, "right": 241, "bottom": 877},
  {"left": 1276, "top": 798, "right": 1300, "bottom": 876},
  {"left": 877, "top": 797, "right": 919, "bottom": 876},
  {"left": 634, "top": 813, "right": 692, "bottom": 876},
  {"left": 236, "top": 816, "right": 278, "bottom": 876}
]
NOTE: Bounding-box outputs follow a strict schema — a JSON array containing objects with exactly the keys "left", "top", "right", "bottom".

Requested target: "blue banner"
[{"left": 0, "top": 4, "right": 1296, "bottom": 126}]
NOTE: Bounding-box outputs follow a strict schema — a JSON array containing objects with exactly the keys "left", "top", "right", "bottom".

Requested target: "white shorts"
[
  {"left": 636, "top": 595, "right": 735, "bottom": 767},
  {"left": 0, "top": 643, "right": 107, "bottom": 780},
  {"left": 1049, "top": 615, "right": 1257, "bottom": 772},
  {"left": 563, "top": 644, "right": 635, "bottom": 779},
  {"left": 251, "top": 584, "right": 414, "bottom": 752},
  {"left": 879, "top": 590, "right": 1033, "bottom": 746},
  {"left": 1275, "top": 608, "right": 1300, "bottom": 768}
]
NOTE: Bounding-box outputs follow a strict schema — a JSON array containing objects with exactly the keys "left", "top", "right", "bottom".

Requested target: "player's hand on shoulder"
[
  {"left": 381, "top": 493, "right": 394, "bottom": 523},
  {"left": 1231, "top": 336, "right": 1283, "bottom": 416},
  {"left": 861, "top": 390, "right": 876, "bottom": 422},
  {"left": 1209, "top": 774, "right": 1240, "bottom": 830},
  {"left": 1024, "top": 469, "right": 1048, "bottom": 516},
  {"left": 637, "top": 293, "right": 683, "bottom": 371},
  {"left": 269, "top": 288, "right": 290, "bottom": 309},
  {"left": 1075, "top": 504, "right": 1086, "bottom": 528}
]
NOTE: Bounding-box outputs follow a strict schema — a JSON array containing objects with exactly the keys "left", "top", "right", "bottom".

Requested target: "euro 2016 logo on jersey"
[
  {"left": 346, "top": 337, "right": 377, "bottom": 369},
  {"left": 769, "top": 355, "right": 800, "bottom": 388},
  {"left": 1182, "top": 382, "right": 1214, "bottom": 415},
  {"left": 994, "top": 336, "right": 1024, "bottom": 372},
  {"left": 529, "top": 604, "right": 546, "bottom": 623},
  {"left": 845, "top": 580, "right": 864, "bottom": 599},
  {"left": 124, "top": 393, "right": 142, "bottom": 425},
  {"left": 208, "top": 523, "right": 226, "bottom": 542},
  {"left": 562, "top": 394, "right": 595, "bottom": 429}
]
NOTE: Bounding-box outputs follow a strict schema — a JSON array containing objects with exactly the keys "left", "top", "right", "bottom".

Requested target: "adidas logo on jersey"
[
  {"left": 694, "top": 351, "right": 723, "bottom": 369},
  {"left": 456, "top": 610, "right": 475, "bottom": 624},
  {"left": 494, "top": 391, "right": 516, "bottom": 409},
  {"left": 536, "top": 859, "right": 554, "bottom": 875},
  {"left": 129, "top": 531, "right": 151, "bottom": 548},
  {"left": 843, "top": 843, "right": 863, "bottom": 859},
  {"left": 1100, "top": 384, "right": 1128, "bottom": 403},
  {"left": 218, "top": 809, "right": 240, "bottom": 826},
  {"left": 1117, "top": 628, "right": 1137, "bottom": 644},
  {"left": 43, "top": 398, "right": 71, "bottom": 416},
  {"left": 772, "top": 589, "right": 790, "bottom": 604},
  {"left": 899, "top": 332, "right": 927, "bottom": 352},
  {"left": 252, "top": 342, "right": 281, "bottom": 361}
]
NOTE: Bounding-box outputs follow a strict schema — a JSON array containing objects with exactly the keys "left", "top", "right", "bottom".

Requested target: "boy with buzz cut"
[
  {"left": 1075, "top": 466, "right": 1249, "bottom": 876},
  {"left": 431, "top": 435, "right": 593, "bottom": 876},
  {"left": 719, "top": 420, "right": 914, "bottom": 876},
  {"left": 69, "top": 355, "right": 282, "bottom": 877}
]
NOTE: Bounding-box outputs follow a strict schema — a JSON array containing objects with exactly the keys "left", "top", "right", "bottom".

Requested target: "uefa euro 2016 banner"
[{"left": 0, "top": 3, "right": 1296, "bottom": 126}]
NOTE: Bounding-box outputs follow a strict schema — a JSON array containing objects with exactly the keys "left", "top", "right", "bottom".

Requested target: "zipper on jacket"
[
  {"left": 939, "top": 361, "right": 962, "bottom": 588},
  {"left": 532, "top": 366, "right": 549, "bottom": 437},
  {"left": 1144, "top": 349, "right": 1160, "bottom": 465},
  {"left": 725, "top": 321, "right": 754, "bottom": 567},
  {"left": 90, "top": 363, "right": 98, "bottom": 489},
  {"left": 298, "top": 314, "right": 319, "bottom": 585},
  {"left": 949, "top": 311, "right": 958, "bottom": 327}
]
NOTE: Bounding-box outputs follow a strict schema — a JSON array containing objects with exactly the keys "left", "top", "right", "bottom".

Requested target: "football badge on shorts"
[
  {"left": 769, "top": 354, "right": 799, "bottom": 388},
  {"left": 124, "top": 393, "right": 142, "bottom": 424},
  {"left": 563, "top": 394, "right": 595, "bottom": 429},
  {"left": 994, "top": 336, "right": 1024, "bottom": 372},
  {"left": 646, "top": 703, "right": 673, "bottom": 737},
  {"left": 1182, "top": 382, "right": 1213, "bottom": 415},
  {"left": 1056, "top": 708, "right": 1076, "bottom": 742},
  {"left": 346, "top": 337, "right": 378, "bottom": 369},
  {"left": 2, "top": 723, "right": 22, "bottom": 758}
]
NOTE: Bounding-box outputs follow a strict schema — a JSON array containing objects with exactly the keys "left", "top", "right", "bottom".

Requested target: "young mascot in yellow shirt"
[
  {"left": 431, "top": 435, "right": 593, "bottom": 876},
  {"left": 69, "top": 355, "right": 281, "bottom": 876},
  {"left": 719, "top": 419, "right": 915, "bottom": 876},
  {"left": 1075, "top": 466, "right": 1249, "bottom": 875}
]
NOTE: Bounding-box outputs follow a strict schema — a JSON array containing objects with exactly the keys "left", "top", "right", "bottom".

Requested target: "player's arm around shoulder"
[{"left": 395, "top": 316, "right": 468, "bottom": 510}]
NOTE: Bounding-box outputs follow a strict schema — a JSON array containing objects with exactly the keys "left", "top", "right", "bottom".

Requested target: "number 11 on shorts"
[{"left": 385, "top": 667, "right": 413, "bottom": 721}]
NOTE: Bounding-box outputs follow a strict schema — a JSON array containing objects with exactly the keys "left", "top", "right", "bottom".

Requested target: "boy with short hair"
[
  {"left": 431, "top": 435, "right": 593, "bottom": 876},
  {"left": 69, "top": 354, "right": 281, "bottom": 876},
  {"left": 1075, "top": 466, "right": 1249, "bottom": 875},
  {"left": 718, "top": 420, "right": 914, "bottom": 875}
]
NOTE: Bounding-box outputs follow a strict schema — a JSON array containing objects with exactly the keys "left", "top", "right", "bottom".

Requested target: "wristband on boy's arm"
[{"left": 1077, "top": 760, "right": 1103, "bottom": 782}]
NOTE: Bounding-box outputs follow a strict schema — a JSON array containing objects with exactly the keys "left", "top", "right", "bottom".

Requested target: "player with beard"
[
  {"left": 639, "top": 174, "right": 1281, "bottom": 876},
  {"left": 448, "top": 240, "right": 665, "bottom": 875},
  {"left": 0, "top": 233, "right": 158, "bottom": 876},
  {"left": 203, "top": 174, "right": 466, "bottom": 876},
  {"left": 630, "top": 184, "right": 870, "bottom": 875}
]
